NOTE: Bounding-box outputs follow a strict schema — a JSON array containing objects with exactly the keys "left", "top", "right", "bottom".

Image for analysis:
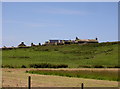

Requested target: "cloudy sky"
[{"left": 2, "top": 2, "right": 118, "bottom": 47}]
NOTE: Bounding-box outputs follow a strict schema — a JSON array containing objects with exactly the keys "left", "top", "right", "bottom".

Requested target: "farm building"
[
  {"left": 18, "top": 42, "right": 26, "bottom": 47},
  {"left": 76, "top": 39, "right": 98, "bottom": 44},
  {"left": 44, "top": 37, "right": 98, "bottom": 45}
]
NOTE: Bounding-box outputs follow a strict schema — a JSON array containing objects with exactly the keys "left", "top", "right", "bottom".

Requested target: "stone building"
[
  {"left": 18, "top": 42, "right": 26, "bottom": 47},
  {"left": 44, "top": 37, "right": 98, "bottom": 45}
]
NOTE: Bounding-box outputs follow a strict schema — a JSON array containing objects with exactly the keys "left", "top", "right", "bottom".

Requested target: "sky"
[{"left": 2, "top": 2, "right": 118, "bottom": 47}]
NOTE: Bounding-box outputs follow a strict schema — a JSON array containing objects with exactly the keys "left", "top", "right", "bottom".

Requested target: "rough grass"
[
  {"left": 3, "top": 68, "right": 118, "bottom": 87},
  {"left": 2, "top": 42, "right": 119, "bottom": 68},
  {"left": 26, "top": 69, "right": 119, "bottom": 81}
]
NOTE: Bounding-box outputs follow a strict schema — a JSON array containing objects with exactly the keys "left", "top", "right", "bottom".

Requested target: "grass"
[
  {"left": 2, "top": 42, "right": 119, "bottom": 68},
  {"left": 26, "top": 69, "right": 119, "bottom": 81},
  {"left": 3, "top": 68, "right": 118, "bottom": 87}
]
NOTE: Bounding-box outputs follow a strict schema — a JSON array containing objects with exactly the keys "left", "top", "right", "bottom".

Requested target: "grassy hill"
[{"left": 2, "top": 42, "right": 119, "bottom": 68}]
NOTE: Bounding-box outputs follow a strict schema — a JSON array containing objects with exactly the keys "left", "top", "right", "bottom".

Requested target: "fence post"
[
  {"left": 81, "top": 83, "right": 84, "bottom": 89},
  {"left": 28, "top": 76, "right": 31, "bottom": 89}
]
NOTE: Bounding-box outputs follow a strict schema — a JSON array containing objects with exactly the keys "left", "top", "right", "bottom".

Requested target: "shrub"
[
  {"left": 21, "top": 65, "right": 27, "bottom": 68},
  {"left": 9, "top": 56, "right": 30, "bottom": 59},
  {"left": 2, "top": 65, "right": 14, "bottom": 68},
  {"left": 29, "top": 63, "right": 68, "bottom": 68},
  {"left": 114, "top": 65, "right": 120, "bottom": 68},
  {"left": 107, "top": 65, "right": 120, "bottom": 68},
  {"left": 93, "top": 65, "right": 105, "bottom": 68},
  {"left": 78, "top": 65, "right": 120, "bottom": 68},
  {"left": 56, "top": 64, "right": 68, "bottom": 68}
]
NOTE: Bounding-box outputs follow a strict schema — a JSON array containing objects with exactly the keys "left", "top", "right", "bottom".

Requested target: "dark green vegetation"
[
  {"left": 29, "top": 63, "right": 68, "bottom": 68},
  {"left": 2, "top": 42, "right": 119, "bottom": 68},
  {"left": 26, "top": 69, "right": 119, "bottom": 81}
]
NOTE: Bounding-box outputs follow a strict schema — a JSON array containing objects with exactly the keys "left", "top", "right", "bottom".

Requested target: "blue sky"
[{"left": 2, "top": 2, "right": 118, "bottom": 47}]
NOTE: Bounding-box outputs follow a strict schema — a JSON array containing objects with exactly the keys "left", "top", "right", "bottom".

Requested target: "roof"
[{"left": 77, "top": 39, "right": 98, "bottom": 42}]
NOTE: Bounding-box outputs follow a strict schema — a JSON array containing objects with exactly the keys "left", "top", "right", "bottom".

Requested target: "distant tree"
[{"left": 95, "top": 37, "right": 98, "bottom": 40}]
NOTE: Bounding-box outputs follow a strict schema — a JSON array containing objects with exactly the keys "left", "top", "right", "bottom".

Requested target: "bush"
[
  {"left": 21, "top": 65, "right": 27, "bottom": 68},
  {"left": 2, "top": 65, "right": 14, "bottom": 68},
  {"left": 114, "top": 65, "right": 120, "bottom": 68},
  {"left": 29, "top": 63, "right": 68, "bottom": 68},
  {"left": 78, "top": 65, "right": 120, "bottom": 68},
  {"left": 107, "top": 65, "right": 120, "bottom": 68},
  {"left": 93, "top": 65, "right": 105, "bottom": 68},
  {"left": 56, "top": 64, "right": 68, "bottom": 68},
  {"left": 78, "top": 65, "right": 106, "bottom": 68}
]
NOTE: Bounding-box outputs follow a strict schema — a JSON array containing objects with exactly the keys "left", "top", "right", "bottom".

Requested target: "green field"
[
  {"left": 26, "top": 69, "right": 119, "bottom": 81},
  {"left": 2, "top": 42, "right": 119, "bottom": 68}
]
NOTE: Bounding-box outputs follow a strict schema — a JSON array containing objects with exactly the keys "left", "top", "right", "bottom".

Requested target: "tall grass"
[{"left": 26, "top": 69, "right": 119, "bottom": 81}]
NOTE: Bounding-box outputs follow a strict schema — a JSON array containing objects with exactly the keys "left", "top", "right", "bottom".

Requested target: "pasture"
[
  {"left": 2, "top": 42, "right": 118, "bottom": 68},
  {"left": 2, "top": 42, "right": 119, "bottom": 87}
]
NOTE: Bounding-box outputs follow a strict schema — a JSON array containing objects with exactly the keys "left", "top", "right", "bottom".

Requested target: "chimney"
[
  {"left": 95, "top": 37, "right": 98, "bottom": 40},
  {"left": 39, "top": 43, "right": 41, "bottom": 46}
]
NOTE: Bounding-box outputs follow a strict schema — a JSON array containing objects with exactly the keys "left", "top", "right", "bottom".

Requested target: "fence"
[
  {"left": 27, "top": 76, "right": 118, "bottom": 89},
  {"left": 28, "top": 76, "right": 84, "bottom": 89},
  {"left": 2, "top": 76, "right": 118, "bottom": 89}
]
